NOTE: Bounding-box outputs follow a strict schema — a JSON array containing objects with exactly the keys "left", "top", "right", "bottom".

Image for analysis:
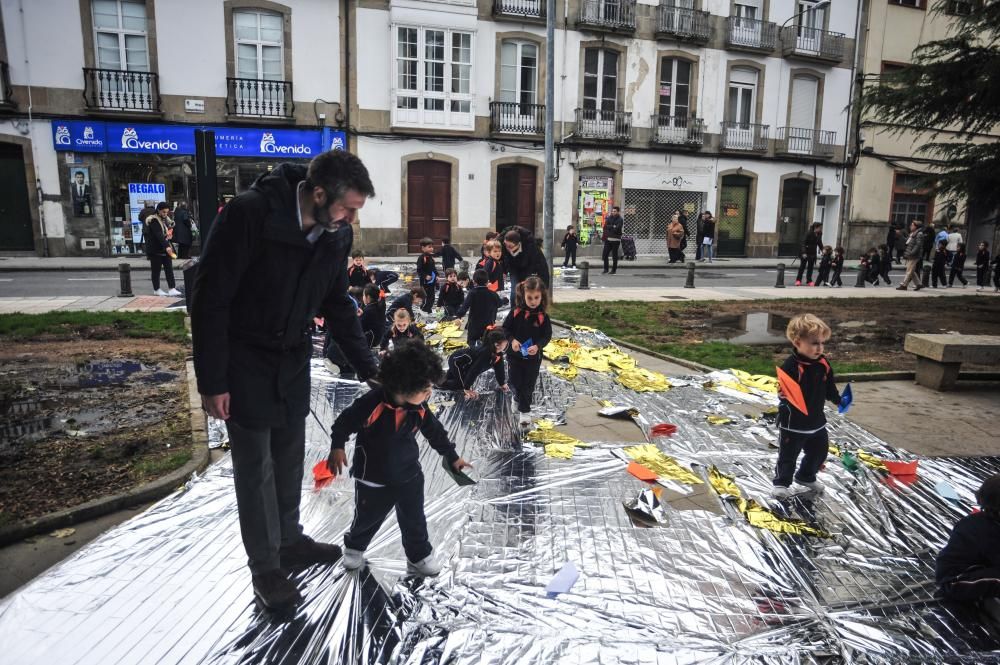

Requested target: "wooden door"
[
  {"left": 0, "top": 143, "right": 34, "bottom": 251},
  {"left": 515, "top": 166, "right": 536, "bottom": 234},
  {"left": 407, "top": 160, "right": 451, "bottom": 252},
  {"left": 496, "top": 165, "right": 536, "bottom": 235}
]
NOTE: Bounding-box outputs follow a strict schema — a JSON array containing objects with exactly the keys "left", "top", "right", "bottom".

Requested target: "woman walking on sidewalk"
[
  {"left": 145, "top": 202, "right": 181, "bottom": 297},
  {"left": 896, "top": 220, "right": 925, "bottom": 291}
]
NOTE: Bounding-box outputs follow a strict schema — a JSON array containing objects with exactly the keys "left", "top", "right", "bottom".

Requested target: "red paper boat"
[
  {"left": 882, "top": 459, "right": 919, "bottom": 476},
  {"left": 651, "top": 423, "right": 678, "bottom": 437},
  {"left": 313, "top": 460, "right": 334, "bottom": 488},
  {"left": 627, "top": 461, "right": 658, "bottom": 482},
  {"left": 776, "top": 367, "right": 809, "bottom": 416}
]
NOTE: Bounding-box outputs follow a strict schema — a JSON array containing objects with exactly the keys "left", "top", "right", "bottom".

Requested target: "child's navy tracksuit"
[
  {"left": 457, "top": 286, "right": 501, "bottom": 345},
  {"left": 774, "top": 352, "right": 841, "bottom": 488},
  {"left": 379, "top": 324, "right": 424, "bottom": 351},
  {"left": 440, "top": 343, "right": 506, "bottom": 391},
  {"left": 438, "top": 282, "right": 465, "bottom": 318},
  {"left": 416, "top": 254, "right": 437, "bottom": 312},
  {"left": 936, "top": 510, "right": 1000, "bottom": 601},
  {"left": 502, "top": 306, "right": 552, "bottom": 415}
]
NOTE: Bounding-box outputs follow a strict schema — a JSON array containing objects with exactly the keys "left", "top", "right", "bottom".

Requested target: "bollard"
[
  {"left": 578, "top": 261, "right": 590, "bottom": 289},
  {"left": 684, "top": 262, "right": 696, "bottom": 289},
  {"left": 118, "top": 262, "right": 133, "bottom": 297},
  {"left": 920, "top": 264, "right": 930, "bottom": 288},
  {"left": 854, "top": 265, "right": 866, "bottom": 288},
  {"left": 775, "top": 263, "right": 786, "bottom": 288}
]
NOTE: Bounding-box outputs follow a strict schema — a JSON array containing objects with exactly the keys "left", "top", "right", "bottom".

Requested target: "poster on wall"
[
  {"left": 127, "top": 183, "right": 166, "bottom": 253},
  {"left": 69, "top": 167, "right": 93, "bottom": 217},
  {"left": 578, "top": 176, "right": 613, "bottom": 246}
]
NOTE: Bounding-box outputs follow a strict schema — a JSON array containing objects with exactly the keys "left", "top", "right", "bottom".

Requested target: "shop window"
[
  {"left": 393, "top": 26, "right": 474, "bottom": 129},
  {"left": 93, "top": 0, "right": 149, "bottom": 72}
]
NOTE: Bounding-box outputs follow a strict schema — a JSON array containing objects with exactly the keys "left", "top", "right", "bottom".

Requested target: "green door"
[
  {"left": 718, "top": 175, "right": 751, "bottom": 256},
  {"left": 0, "top": 143, "right": 34, "bottom": 251}
]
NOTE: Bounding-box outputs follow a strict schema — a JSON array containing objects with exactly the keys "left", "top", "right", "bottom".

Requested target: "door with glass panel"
[
  {"left": 582, "top": 49, "right": 619, "bottom": 135},
  {"left": 795, "top": 1, "right": 826, "bottom": 54},
  {"left": 663, "top": 0, "right": 695, "bottom": 33},
  {"left": 499, "top": 41, "right": 538, "bottom": 132},
  {"left": 234, "top": 11, "right": 285, "bottom": 116},
  {"left": 732, "top": 0, "right": 762, "bottom": 47},
  {"left": 726, "top": 68, "right": 757, "bottom": 148},
  {"left": 788, "top": 75, "right": 818, "bottom": 153},
  {"left": 92, "top": 0, "right": 151, "bottom": 109},
  {"left": 657, "top": 58, "right": 691, "bottom": 143}
]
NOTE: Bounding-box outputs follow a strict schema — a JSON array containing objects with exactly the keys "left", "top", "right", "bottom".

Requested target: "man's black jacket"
[
  {"left": 190, "top": 164, "right": 376, "bottom": 428},
  {"left": 331, "top": 386, "right": 459, "bottom": 486}
]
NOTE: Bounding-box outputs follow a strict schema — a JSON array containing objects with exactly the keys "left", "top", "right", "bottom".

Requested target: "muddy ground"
[
  {"left": 0, "top": 338, "right": 191, "bottom": 526},
  {"left": 673, "top": 296, "right": 1000, "bottom": 371}
]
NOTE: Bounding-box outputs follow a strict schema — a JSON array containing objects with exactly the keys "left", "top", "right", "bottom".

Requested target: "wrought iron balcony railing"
[
  {"left": 579, "top": 0, "right": 637, "bottom": 31},
  {"left": 780, "top": 25, "right": 845, "bottom": 62},
  {"left": 83, "top": 68, "right": 160, "bottom": 112},
  {"left": 490, "top": 101, "right": 545, "bottom": 134},
  {"left": 656, "top": 5, "right": 712, "bottom": 42},
  {"left": 725, "top": 16, "right": 778, "bottom": 51},
  {"left": 0, "top": 62, "right": 15, "bottom": 109},
  {"left": 720, "top": 121, "right": 769, "bottom": 151},
  {"left": 651, "top": 114, "right": 705, "bottom": 147},
  {"left": 575, "top": 108, "right": 632, "bottom": 142},
  {"left": 774, "top": 127, "right": 836, "bottom": 158},
  {"left": 226, "top": 77, "right": 294, "bottom": 118},
  {"left": 493, "top": 0, "right": 545, "bottom": 19}
]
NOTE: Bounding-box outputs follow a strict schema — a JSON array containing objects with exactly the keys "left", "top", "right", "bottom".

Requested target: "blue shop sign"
[
  {"left": 51, "top": 121, "right": 107, "bottom": 152},
  {"left": 211, "top": 127, "right": 322, "bottom": 157},
  {"left": 105, "top": 122, "right": 195, "bottom": 155},
  {"left": 322, "top": 128, "right": 348, "bottom": 152}
]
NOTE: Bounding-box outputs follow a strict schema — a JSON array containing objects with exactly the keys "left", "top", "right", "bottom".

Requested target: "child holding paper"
[
  {"left": 773, "top": 314, "right": 843, "bottom": 498},
  {"left": 502, "top": 276, "right": 552, "bottom": 428}
]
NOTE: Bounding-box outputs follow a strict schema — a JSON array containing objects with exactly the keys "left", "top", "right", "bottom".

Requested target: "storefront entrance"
[
  {"left": 496, "top": 164, "right": 537, "bottom": 235},
  {"left": 623, "top": 189, "right": 704, "bottom": 255},
  {"left": 0, "top": 143, "right": 34, "bottom": 251},
  {"left": 779, "top": 178, "right": 812, "bottom": 256},
  {"left": 718, "top": 175, "right": 752, "bottom": 256},
  {"left": 406, "top": 160, "right": 451, "bottom": 251}
]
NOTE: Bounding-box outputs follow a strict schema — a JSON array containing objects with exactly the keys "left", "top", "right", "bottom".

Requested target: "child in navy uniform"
[
  {"left": 976, "top": 241, "right": 991, "bottom": 291},
  {"left": 816, "top": 246, "right": 832, "bottom": 286},
  {"left": 561, "top": 225, "right": 579, "bottom": 268},
  {"left": 328, "top": 341, "right": 471, "bottom": 576},
  {"left": 380, "top": 308, "right": 424, "bottom": 353},
  {"left": 439, "top": 328, "right": 509, "bottom": 399},
  {"left": 388, "top": 286, "right": 426, "bottom": 322},
  {"left": 878, "top": 244, "right": 892, "bottom": 285},
  {"left": 367, "top": 267, "right": 399, "bottom": 299},
  {"left": 932, "top": 240, "right": 949, "bottom": 288},
  {"left": 360, "top": 284, "right": 385, "bottom": 349},
  {"left": 456, "top": 269, "right": 502, "bottom": 346},
  {"left": 936, "top": 474, "right": 1000, "bottom": 611},
  {"left": 772, "top": 314, "right": 842, "bottom": 498},
  {"left": 438, "top": 237, "right": 463, "bottom": 271},
  {"left": 830, "top": 247, "right": 845, "bottom": 287},
  {"left": 502, "top": 276, "right": 553, "bottom": 428},
  {"left": 348, "top": 250, "right": 368, "bottom": 288},
  {"left": 437, "top": 268, "right": 465, "bottom": 318},
  {"left": 949, "top": 242, "right": 968, "bottom": 287},
  {"left": 477, "top": 240, "right": 505, "bottom": 293},
  {"left": 416, "top": 237, "right": 437, "bottom": 313}
]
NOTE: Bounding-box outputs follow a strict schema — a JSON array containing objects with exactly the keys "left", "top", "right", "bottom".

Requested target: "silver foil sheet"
[{"left": 1, "top": 327, "right": 998, "bottom": 664}]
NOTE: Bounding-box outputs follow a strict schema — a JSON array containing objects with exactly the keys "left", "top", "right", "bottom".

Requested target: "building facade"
[
  {"left": 0, "top": 0, "right": 346, "bottom": 256},
  {"left": 350, "top": 0, "right": 859, "bottom": 257},
  {"left": 845, "top": 0, "right": 999, "bottom": 256}
]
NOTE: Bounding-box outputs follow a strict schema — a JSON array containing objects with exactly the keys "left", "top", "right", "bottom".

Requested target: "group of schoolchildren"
[{"left": 319, "top": 233, "right": 551, "bottom": 577}]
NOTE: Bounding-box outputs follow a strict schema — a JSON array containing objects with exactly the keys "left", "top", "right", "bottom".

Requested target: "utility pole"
[{"left": 543, "top": 0, "right": 556, "bottom": 299}]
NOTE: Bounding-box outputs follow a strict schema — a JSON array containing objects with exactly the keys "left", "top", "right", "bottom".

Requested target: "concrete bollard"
[
  {"left": 920, "top": 264, "right": 930, "bottom": 288},
  {"left": 855, "top": 265, "right": 866, "bottom": 288},
  {"left": 775, "top": 263, "right": 786, "bottom": 288},
  {"left": 118, "top": 263, "right": 133, "bottom": 297},
  {"left": 684, "top": 262, "right": 696, "bottom": 289},
  {"left": 578, "top": 261, "right": 590, "bottom": 289}
]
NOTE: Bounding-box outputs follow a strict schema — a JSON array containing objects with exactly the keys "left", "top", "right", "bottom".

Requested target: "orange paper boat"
[
  {"left": 776, "top": 367, "right": 809, "bottom": 416},
  {"left": 312, "top": 460, "right": 334, "bottom": 488},
  {"left": 627, "top": 461, "right": 658, "bottom": 482},
  {"left": 882, "top": 459, "right": 919, "bottom": 476}
]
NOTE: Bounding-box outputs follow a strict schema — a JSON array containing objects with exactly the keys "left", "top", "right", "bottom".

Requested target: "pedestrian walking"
[
  {"left": 503, "top": 276, "right": 552, "bottom": 429},
  {"left": 602, "top": 206, "right": 624, "bottom": 274},
  {"left": 886, "top": 223, "right": 899, "bottom": 263},
  {"left": 795, "top": 223, "right": 823, "bottom": 286},
  {"left": 172, "top": 201, "right": 194, "bottom": 259},
  {"left": 145, "top": 202, "right": 180, "bottom": 297},
  {"left": 896, "top": 220, "right": 925, "bottom": 291},
  {"left": 931, "top": 240, "right": 949, "bottom": 288},
  {"left": 698, "top": 212, "right": 716, "bottom": 263},
  {"left": 561, "top": 225, "right": 578, "bottom": 268},
  {"left": 975, "top": 241, "right": 990, "bottom": 291},
  {"left": 922, "top": 222, "right": 937, "bottom": 261},
  {"left": 667, "top": 213, "right": 685, "bottom": 263},
  {"left": 190, "top": 150, "right": 379, "bottom": 613},
  {"left": 949, "top": 243, "right": 968, "bottom": 288},
  {"left": 946, "top": 225, "right": 963, "bottom": 266},
  {"left": 830, "top": 247, "right": 845, "bottom": 287},
  {"left": 816, "top": 246, "right": 832, "bottom": 286}
]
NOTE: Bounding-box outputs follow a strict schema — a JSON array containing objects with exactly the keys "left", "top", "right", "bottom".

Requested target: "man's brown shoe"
[
  {"left": 252, "top": 569, "right": 302, "bottom": 612},
  {"left": 280, "top": 535, "right": 343, "bottom": 568}
]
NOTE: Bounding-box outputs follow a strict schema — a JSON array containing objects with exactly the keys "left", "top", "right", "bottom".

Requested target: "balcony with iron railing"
[
  {"left": 490, "top": 101, "right": 545, "bottom": 134},
  {"left": 650, "top": 114, "right": 705, "bottom": 147},
  {"left": 578, "top": 0, "right": 636, "bottom": 32},
  {"left": 780, "top": 26, "right": 845, "bottom": 62},
  {"left": 226, "top": 77, "right": 294, "bottom": 119},
  {"left": 493, "top": 0, "right": 545, "bottom": 19},
  {"left": 656, "top": 5, "right": 712, "bottom": 42},
  {"left": 0, "top": 62, "right": 15, "bottom": 110},
  {"left": 725, "top": 16, "right": 778, "bottom": 52},
  {"left": 83, "top": 68, "right": 160, "bottom": 113},
  {"left": 575, "top": 108, "right": 632, "bottom": 142},
  {"left": 774, "top": 127, "right": 836, "bottom": 159},
  {"left": 720, "top": 121, "right": 769, "bottom": 151}
]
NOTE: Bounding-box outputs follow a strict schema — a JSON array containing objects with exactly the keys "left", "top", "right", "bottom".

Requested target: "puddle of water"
[
  {"left": 74, "top": 360, "right": 177, "bottom": 388},
  {"left": 709, "top": 312, "right": 790, "bottom": 345}
]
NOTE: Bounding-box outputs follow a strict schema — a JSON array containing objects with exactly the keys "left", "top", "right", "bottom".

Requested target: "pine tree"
[{"left": 860, "top": 1, "right": 1000, "bottom": 213}]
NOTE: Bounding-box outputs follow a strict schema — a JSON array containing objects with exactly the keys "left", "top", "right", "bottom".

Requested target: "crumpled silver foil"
[{"left": 1, "top": 327, "right": 998, "bottom": 664}]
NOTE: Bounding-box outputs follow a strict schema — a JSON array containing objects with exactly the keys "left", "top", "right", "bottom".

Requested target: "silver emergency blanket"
[{"left": 1, "top": 326, "right": 999, "bottom": 664}]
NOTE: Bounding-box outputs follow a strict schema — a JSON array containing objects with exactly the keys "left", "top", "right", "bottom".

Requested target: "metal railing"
[
  {"left": 725, "top": 16, "right": 777, "bottom": 50},
  {"left": 490, "top": 101, "right": 545, "bottom": 134},
  {"left": 774, "top": 127, "right": 836, "bottom": 158},
  {"left": 579, "top": 0, "right": 637, "bottom": 30},
  {"left": 720, "top": 121, "right": 769, "bottom": 151},
  {"left": 656, "top": 5, "right": 712, "bottom": 41},
  {"left": 575, "top": 108, "right": 632, "bottom": 141},
  {"left": 83, "top": 68, "right": 160, "bottom": 112},
  {"left": 0, "top": 62, "right": 14, "bottom": 109},
  {"left": 780, "top": 26, "right": 845, "bottom": 61},
  {"left": 226, "top": 77, "right": 294, "bottom": 118},
  {"left": 651, "top": 115, "right": 705, "bottom": 146},
  {"left": 494, "top": 0, "right": 545, "bottom": 18},
  {"left": 944, "top": 0, "right": 974, "bottom": 15}
]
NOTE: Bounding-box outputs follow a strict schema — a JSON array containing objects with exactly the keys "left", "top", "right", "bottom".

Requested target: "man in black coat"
[
  {"left": 602, "top": 206, "right": 624, "bottom": 274},
  {"left": 795, "top": 223, "right": 823, "bottom": 286},
  {"left": 190, "top": 151, "right": 378, "bottom": 612},
  {"left": 501, "top": 225, "right": 550, "bottom": 295},
  {"left": 172, "top": 202, "right": 194, "bottom": 259}
]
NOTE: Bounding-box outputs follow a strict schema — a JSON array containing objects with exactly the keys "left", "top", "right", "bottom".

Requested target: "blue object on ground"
[
  {"left": 545, "top": 561, "right": 579, "bottom": 597},
  {"left": 935, "top": 481, "right": 961, "bottom": 502},
  {"left": 838, "top": 383, "right": 853, "bottom": 414},
  {"left": 521, "top": 338, "right": 533, "bottom": 357}
]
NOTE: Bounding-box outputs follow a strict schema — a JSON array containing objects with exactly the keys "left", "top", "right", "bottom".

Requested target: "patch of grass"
[
  {"left": 0, "top": 311, "right": 187, "bottom": 343},
  {"left": 134, "top": 450, "right": 192, "bottom": 477},
  {"left": 550, "top": 301, "right": 684, "bottom": 339}
]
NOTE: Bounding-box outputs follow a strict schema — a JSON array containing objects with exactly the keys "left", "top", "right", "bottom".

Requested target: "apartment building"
[
  {"left": 0, "top": 0, "right": 346, "bottom": 256},
  {"left": 350, "top": 0, "right": 859, "bottom": 256}
]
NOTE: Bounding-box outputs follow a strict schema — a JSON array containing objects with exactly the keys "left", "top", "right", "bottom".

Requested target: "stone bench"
[{"left": 904, "top": 333, "right": 1000, "bottom": 391}]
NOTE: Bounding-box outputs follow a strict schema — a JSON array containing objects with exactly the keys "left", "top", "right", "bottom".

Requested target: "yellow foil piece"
[
  {"left": 622, "top": 444, "right": 703, "bottom": 485},
  {"left": 616, "top": 367, "right": 671, "bottom": 392},
  {"left": 544, "top": 443, "right": 576, "bottom": 459},
  {"left": 708, "top": 467, "right": 831, "bottom": 538},
  {"left": 571, "top": 325, "right": 598, "bottom": 333},
  {"left": 442, "top": 339, "right": 468, "bottom": 352},
  {"left": 543, "top": 338, "right": 579, "bottom": 362},
  {"left": 548, "top": 364, "right": 579, "bottom": 380},
  {"left": 525, "top": 419, "right": 590, "bottom": 451},
  {"left": 708, "top": 466, "right": 742, "bottom": 499},
  {"left": 706, "top": 415, "right": 732, "bottom": 425},
  {"left": 857, "top": 450, "right": 889, "bottom": 472}
]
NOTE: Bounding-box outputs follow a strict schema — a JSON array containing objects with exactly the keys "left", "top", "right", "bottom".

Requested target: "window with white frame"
[
  {"left": 726, "top": 66, "right": 758, "bottom": 124},
  {"left": 500, "top": 40, "right": 538, "bottom": 107},
  {"left": 234, "top": 10, "right": 283, "bottom": 81},
  {"left": 658, "top": 58, "right": 691, "bottom": 119},
  {"left": 583, "top": 48, "right": 619, "bottom": 113},
  {"left": 394, "top": 26, "right": 474, "bottom": 129},
  {"left": 93, "top": 0, "right": 148, "bottom": 71}
]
